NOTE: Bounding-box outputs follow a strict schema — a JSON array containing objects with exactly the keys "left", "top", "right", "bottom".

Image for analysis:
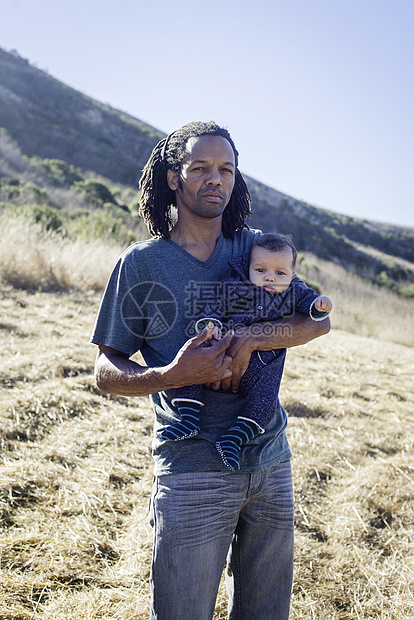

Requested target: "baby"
[{"left": 161, "top": 232, "right": 333, "bottom": 470}]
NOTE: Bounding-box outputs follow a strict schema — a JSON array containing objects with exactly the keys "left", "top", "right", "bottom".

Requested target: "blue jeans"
[{"left": 149, "top": 460, "right": 294, "bottom": 619}]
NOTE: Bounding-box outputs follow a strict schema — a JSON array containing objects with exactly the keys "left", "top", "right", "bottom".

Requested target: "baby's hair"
[{"left": 252, "top": 233, "right": 297, "bottom": 268}]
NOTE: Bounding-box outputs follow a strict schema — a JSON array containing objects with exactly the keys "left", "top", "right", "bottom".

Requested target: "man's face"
[
  {"left": 249, "top": 245, "right": 296, "bottom": 295},
  {"left": 167, "top": 135, "right": 236, "bottom": 220}
]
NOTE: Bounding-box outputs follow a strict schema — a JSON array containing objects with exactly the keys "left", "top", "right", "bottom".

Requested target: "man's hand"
[
  {"left": 208, "top": 331, "right": 254, "bottom": 393},
  {"left": 166, "top": 323, "right": 234, "bottom": 388},
  {"left": 206, "top": 313, "right": 331, "bottom": 393},
  {"left": 95, "top": 323, "right": 234, "bottom": 398}
]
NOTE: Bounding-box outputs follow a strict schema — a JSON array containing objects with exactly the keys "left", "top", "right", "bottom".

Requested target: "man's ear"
[{"left": 167, "top": 169, "right": 179, "bottom": 191}]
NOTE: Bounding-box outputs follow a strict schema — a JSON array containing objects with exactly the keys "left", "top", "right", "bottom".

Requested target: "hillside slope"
[
  {"left": 247, "top": 178, "right": 414, "bottom": 291},
  {"left": 1, "top": 47, "right": 414, "bottom": 295},
  {"left": 0, "top": 48, "right": 163, "bottom": 185}
]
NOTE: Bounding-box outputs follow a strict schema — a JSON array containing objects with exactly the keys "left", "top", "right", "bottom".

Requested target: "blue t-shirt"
[{"left": 91, "top": 229, "right": 292, "bottom": 475}]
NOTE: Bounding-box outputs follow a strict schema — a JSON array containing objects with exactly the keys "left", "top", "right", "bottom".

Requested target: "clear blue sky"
[{"left": 1, "top": 0, "right": 413, "bottom": 227}]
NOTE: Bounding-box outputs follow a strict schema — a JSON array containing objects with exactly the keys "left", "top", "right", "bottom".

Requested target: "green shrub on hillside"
[
  {"left": 30, "top": 157, "right": 83, "bottom": 187},
  {"left": 30, "top": 204, "right": 64, "bottom": 232},
  {"left": 0, "top": 178, "right": 49, "bottom": 205},
  {"left": 401, "top": 284, "right": 414, "bottom": 298},
  {"left": 70, "top": 209, "right": 136, "bottom": 246},
  {"left": 127, "top": 191, "right": 142, "bottom": 215},
  {"left": 103, "top": 201, "right": 131, "bottom": 214},
  {"left": 374, "top": 271, "right": 396, "bottom": 291},
  {"left": 9, "top": 203, "right": 64, "bottom": 232},
  {"left": 0, "top": 176, "right": 19, "bottom": 187},
  {"left": 0, "top": 178, "right": 21, "bottom": 200},
  {"left": 72, "top": 180, "right": 118, "bottom": 205}
]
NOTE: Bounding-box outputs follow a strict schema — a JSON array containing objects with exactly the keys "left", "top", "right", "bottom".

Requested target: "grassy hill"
[
  {"left": 1, "top": 46, "right": 414, "bottom": 298},
  {"left": 0, "top": 287, "right": 413, "bottom": 619},
  {"left": 0, "top": 48, "right": 163, "bottom": 185},
  {"left": 247, "top": 178, "right": 414, "bottom": 295},
  {"left": 1, "top": 46, "right": 414, "bottom": 620}
]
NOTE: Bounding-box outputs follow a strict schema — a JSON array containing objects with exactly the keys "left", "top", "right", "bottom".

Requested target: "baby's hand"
[
  {"left": 195, "top": 318, "right": 223, "bottom": 345},
  {"left": 315, "top": 296, "right": 333, "bottom": 313},
  {"left": 212, "top": 325, "right": 222, "bottom": 340},
  {"left": 200, "top": 322, "right": 222, "bottom": 348}
]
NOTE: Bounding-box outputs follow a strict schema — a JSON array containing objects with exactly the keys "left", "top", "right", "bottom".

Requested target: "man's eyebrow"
[{"left": 191, "top": 159, "right": 235, "bottom": 166}]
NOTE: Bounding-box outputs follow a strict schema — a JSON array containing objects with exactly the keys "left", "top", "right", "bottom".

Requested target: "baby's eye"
[{"left": 256, "top": 268, "right": 264, "bottom": 272}]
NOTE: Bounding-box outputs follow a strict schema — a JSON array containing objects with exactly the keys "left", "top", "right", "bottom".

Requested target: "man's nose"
[{"left": 206, "top": 168, "right": 222, "bottom": 185}]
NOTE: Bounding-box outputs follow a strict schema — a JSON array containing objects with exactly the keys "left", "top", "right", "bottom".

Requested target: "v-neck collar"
[{"left": 164, "top": 234, "right": 225, "bottom": 269}]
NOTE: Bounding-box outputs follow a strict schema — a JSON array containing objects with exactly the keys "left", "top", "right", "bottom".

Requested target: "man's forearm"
[
  {"left": 95, "top": 328, "right": 235, "bottom": 398},
  {"left": 237, "top": 313, "right": 331, "bottom": 351},
  {"left": 95, "top": 348, "right": 176, "bottom": 397}
]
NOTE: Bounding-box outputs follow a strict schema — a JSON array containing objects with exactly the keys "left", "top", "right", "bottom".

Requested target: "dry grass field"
[
  {"left": 1, "top": 283, "right": 413, "bottom": 619},
  {"left": 1, "top": 217, "right": 414, "bottom": 618}
]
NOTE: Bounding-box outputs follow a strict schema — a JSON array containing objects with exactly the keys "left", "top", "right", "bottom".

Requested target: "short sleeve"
[{"left": 90, "top": 251, "right": 145, "bottom": 357}]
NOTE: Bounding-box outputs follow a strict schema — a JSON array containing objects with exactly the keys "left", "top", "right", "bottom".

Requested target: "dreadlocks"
[{"left": 138, "top": 121, "right": 251, "bottom": 239}]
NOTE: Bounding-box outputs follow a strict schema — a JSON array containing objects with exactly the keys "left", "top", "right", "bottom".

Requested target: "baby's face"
[{"left": 248, "top": 246, "right": 296, "bottom": 295}]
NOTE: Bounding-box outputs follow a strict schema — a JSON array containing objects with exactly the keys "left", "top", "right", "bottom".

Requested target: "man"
[{"left": 91, "top": 121, "right": 330, "bottom": 619}]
